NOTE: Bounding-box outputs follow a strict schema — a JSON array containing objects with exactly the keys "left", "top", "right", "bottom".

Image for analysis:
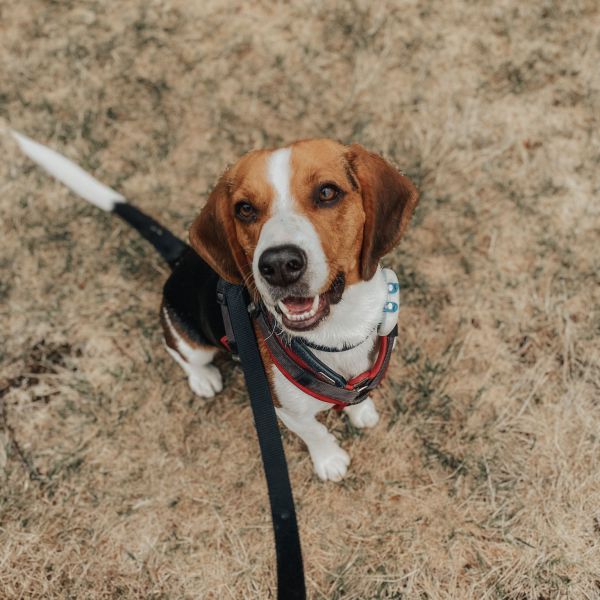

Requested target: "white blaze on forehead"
[
  {"left": 267, "top": 148, "right": 293, "bottom": 212},
  {"left": 252, "top": 147, "right": 329, "bottom": 301}
]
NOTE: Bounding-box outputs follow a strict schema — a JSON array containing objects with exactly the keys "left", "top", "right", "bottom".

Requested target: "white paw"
[
  {"left": 312, "top": 444, "right": 350, "bottom": 482},
  {"left": 188, "top": 365, "right": 223, "bottom": 398},
  {"left": 345, "top": 397, "right": 379, "bottom": 428}
]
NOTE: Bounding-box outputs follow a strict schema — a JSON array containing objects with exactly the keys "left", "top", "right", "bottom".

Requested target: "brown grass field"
[{"left": 1, "top": 1, "right": 600, "bottom": 598}]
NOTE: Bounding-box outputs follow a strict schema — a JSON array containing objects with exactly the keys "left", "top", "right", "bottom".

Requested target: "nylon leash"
[{"left": 218, "top": 280, "right": 306, "bottom": 600}]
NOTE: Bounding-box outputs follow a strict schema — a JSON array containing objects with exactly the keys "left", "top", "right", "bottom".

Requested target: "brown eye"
[
  {"left": 235, "top": 200, "right": 257, "bottom": 222},
  {"left": 316, "top": 183, "right": 343, "bottom": 206}
]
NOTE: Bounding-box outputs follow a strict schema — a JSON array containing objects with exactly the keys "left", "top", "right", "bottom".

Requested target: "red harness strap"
[
  {"left": 265, "top": 332, "right": 391, "bottom": 410},
  {"left": 220, "top": 299, "right": 397, "bottom": 409},
  {"left": 346, "top": 336, "right": 389, "bottom": 388}
]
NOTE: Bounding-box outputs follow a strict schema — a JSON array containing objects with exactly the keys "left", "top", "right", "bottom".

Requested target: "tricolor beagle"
[
  {"left": 11, "top": 133, "right": 418, "bottom": 482},
  {"left": 165, "top": 140, "right": 418, "bottom": 481}
]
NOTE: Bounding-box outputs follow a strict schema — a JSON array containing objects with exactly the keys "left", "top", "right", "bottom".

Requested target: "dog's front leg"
[
  {"left": 165, "top": 343, "right": 223, "bottom": 398},
  {"left": 277, "top": 406, "right": 350, "bottom": 482},
  {"left": 272, "top": 370, "right": 349, "bottom": 481},
  {"left": 161, "top": 305, "right": 223, "bottom": 398},
  {"left": 344, "top": 397, "right": 379, "bottom": 428}
]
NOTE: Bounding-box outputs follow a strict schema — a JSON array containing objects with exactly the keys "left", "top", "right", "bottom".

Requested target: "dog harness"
[
  {"left": 255, "top": 308, "right": 397, "bottom": 409},
  {"left": 218, "top": 272, "right": 399, "bottom": 410}
]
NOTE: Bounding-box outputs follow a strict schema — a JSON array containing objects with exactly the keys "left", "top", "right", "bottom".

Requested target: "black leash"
[
  {"left": 217, "top": 280, "right": 306, "bottom": 600},
  {"left": 13, "top": 131, "right": 303, "bottom": 597}
]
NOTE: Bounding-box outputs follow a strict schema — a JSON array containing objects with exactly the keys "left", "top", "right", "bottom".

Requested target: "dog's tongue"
[{"left": 282, "top": 296, "right": 314, "bottom": 315}]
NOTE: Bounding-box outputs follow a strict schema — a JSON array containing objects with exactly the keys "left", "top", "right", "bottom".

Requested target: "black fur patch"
[{"left": 113, "top": 202, "right": 187, "bottom": 267}]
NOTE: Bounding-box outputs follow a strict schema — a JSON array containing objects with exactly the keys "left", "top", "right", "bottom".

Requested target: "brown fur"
[
  {"left": 190, "top": 139, "right": 418, "bottom": 290},
  {"left": 288, "top": 140, "right": 366, "bottom": 285},
  {"left": 189, "top": 149, "right": 275, "bottom": 286},
  {"left": 255, "top": 326, "right": 281, "bottom": 408},
  {"left": 346, "top": 144, "right": 419, "bottom": 280}
]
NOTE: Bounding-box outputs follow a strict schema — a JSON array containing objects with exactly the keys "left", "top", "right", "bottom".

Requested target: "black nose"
[{"left": 258, "top": 245, "right": 307, "bottom": 287}]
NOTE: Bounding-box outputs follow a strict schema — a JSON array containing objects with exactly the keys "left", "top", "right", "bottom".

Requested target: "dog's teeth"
[
  {"left": 277, "top": 300, "right": 289, "bottom": 316},
  {"left": 278, "top": 296, "right": 320, "bottom": 322},
  {"left": 310, "top": 295, "right": 319, "bottom": 312}
]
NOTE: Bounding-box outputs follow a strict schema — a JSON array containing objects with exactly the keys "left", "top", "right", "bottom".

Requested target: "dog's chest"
[{"left": 313, "top": 335, "right": 377, "bottom": 381}]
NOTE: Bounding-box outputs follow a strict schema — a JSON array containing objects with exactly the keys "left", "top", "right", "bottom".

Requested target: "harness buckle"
[
  {"left": 353, "top": 381, "right": 372, "bottom": 398},
  {"left": 317, "top": 371, "right": 337, "bottom": 385}
]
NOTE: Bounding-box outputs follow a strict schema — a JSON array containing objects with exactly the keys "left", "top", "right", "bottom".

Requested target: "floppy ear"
[
  {"left": 347, "top": 144, "right": 419, "bottom": 280},
  {"left": 189, "top": 172, "right": 246, "bottom": 284}
]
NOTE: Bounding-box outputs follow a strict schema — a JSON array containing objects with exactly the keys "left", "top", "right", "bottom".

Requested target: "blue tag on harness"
[{"left": 378, "top": 268, "right": 400, "bottom": 336}]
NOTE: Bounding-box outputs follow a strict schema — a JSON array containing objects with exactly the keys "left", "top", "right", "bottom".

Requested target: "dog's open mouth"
[
  {"left": 274, "top": 272, "right": 346, "bottom": 331},
  {"left": 276, "top": 295, "right": 328, "bottom": 330}
]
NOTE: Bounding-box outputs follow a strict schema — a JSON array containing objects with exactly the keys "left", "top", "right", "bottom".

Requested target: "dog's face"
[{"left": 190, "top": 139, "right": 418, "bottom": 334}]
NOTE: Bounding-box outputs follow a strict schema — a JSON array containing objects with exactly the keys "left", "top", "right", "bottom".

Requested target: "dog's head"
[{"left": 190, "top": 139, "right": 418, "bottom": 334}]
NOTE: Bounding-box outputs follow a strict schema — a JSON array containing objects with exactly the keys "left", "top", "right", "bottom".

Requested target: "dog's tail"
[{"left": 10, "top": 130, "right": 188, "bottom": 268}]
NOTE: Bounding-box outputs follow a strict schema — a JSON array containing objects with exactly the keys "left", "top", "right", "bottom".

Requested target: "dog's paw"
[
  {"left": 345, "top": 397, "right": 379, "bottom": 428},
  {"left": 312, "top": 445, "right": 350, "bottom": 482},
  {"left": 188, "top": 365, "right": 223, "bottom": 398}
]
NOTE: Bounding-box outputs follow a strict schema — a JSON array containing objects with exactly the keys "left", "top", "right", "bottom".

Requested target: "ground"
[{"left": 1, "top": 1, "right": 600, "bottom": 598}]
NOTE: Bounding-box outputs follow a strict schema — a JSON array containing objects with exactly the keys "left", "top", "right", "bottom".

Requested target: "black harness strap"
[
  {"left": 217, "top": 280, "right": 306, "bottom": 600},
  {"left": 255, "top": 307, "right": 398, "bottom": 407}
]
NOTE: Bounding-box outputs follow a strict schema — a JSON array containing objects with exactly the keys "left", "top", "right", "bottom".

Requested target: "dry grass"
[{"left": 1, "top": 0, "right": 600, "bottom": 598}]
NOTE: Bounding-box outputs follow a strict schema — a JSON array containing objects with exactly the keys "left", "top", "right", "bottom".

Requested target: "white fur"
[
  {"left": 303, "top": 268, "right": 387, "bottom": 353},
  {"left": 252, "top": 148, "right": 329, "bottom": 303},
  {"left": 10, "top": 129, "right": 124, "bottom": 211},
  {"left": 266, "top": 148, "right": 294, "bottom": 212},
  {"left": 273, "top": 270, "right": 388, "bottom": 481},
  {"left": 162, "top": 308, "right": 222, "bottom": 397},
  {"left": 345, "top": 398, "right": 380, "bottom": 428},
  {"left": 273, "top": 372, "right": 351, "bottom": 481}
]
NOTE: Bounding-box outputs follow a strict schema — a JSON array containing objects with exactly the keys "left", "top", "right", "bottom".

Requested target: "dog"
[{"left": 11, "top": 132, "right": 418, "bottom": 482}]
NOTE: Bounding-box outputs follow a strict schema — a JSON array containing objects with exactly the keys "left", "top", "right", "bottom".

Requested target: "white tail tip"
[{"left": 10, "top": 129, "right": 125, "bottom": 212}]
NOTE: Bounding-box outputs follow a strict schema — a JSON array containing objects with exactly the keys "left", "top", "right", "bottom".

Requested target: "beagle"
[{"left": 11, "top": 133, "right": 418, "bottom": 482}]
